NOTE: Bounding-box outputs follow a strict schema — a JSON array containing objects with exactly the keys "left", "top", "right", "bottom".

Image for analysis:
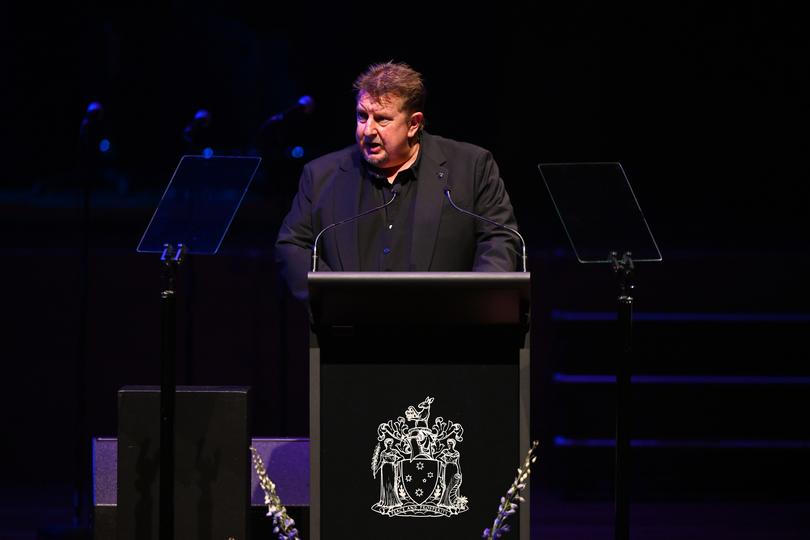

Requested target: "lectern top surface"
[
  {"left": 308, "top": 271, "right": 530, "bottom": 284},
  {"left": 308, "top": 272, "right": 531, "bottom": 329}
]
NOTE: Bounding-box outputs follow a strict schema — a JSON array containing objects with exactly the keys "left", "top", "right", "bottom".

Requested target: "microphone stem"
[
  {"left": 311, "top": 190, "right": 400, "bottom": 272},
  {"left": 521, "top": 245, "right": 528, "bottom": 274},
  {"left": 444, "top": 189, "right": 527, "bottom": 272}
]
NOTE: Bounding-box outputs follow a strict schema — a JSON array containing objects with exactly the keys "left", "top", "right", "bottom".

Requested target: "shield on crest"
[{"left": 401, "top": 458, "right": 439, "bottom": 504}]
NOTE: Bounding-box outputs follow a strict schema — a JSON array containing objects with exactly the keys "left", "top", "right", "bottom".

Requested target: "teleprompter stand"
[
  {"left": 135, "top": 155, "right": 260, "bottom": 539},
  {"left": 539, "top": 162, "right": 662, "bottom": 540},
  {"left": 307, "top": 272, "right": 531, "bottom": 540}
]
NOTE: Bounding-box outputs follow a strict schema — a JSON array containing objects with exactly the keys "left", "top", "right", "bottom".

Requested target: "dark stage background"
[{"left": 2, "top": 1, "right": 808, "bottom": 538}]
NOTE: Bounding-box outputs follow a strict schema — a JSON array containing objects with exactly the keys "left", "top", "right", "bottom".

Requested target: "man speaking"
[{"left": 276, "top": 61, "right": 520, "bottom": 300}]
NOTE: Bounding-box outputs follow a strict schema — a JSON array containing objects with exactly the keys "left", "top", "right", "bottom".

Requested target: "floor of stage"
[
  {"left": 1, "top": 485, "right": 808, "bottom": 539},
  {"left": 533, "top": 492, "right": 810, "bottom": 540}
]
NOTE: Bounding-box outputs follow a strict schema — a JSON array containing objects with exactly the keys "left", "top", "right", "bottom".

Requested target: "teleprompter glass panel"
[
  {"left": 538, "top": 162, "right": 661, "bottom": 263},
  {"left": 137, "top": 155, "right": 261, "bottom": 254}
]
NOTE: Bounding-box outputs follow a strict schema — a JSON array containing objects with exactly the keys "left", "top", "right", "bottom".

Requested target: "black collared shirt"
[{"left": 358, "top": 150, "right": 422, "bottom": 271}]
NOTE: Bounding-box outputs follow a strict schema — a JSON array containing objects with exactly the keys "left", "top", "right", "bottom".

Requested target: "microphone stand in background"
[
  {"left": 73, "top": 101, "right": 106, "bottom": 534},
  {"left": 260, "top": 95, "right": 315, "bottom": 129}
]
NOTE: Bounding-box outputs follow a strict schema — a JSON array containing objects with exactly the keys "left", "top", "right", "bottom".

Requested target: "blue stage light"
[
  {"left": 291, "top": 146, "right": 305, "bottom": 159},
  {"left": 99, "top": 138, "right": 111, "bottom": 152},
  {"left": 202, "top": 147, "right": 214, "bottom": 158}
]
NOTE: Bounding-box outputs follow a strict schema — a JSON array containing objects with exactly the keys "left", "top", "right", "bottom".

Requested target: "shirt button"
[
  {"left": 388, "top": 224, "right": 393, "bottom": 230},
  {"left": 383, "top": 248, "right": 391, "bottom": 255}
]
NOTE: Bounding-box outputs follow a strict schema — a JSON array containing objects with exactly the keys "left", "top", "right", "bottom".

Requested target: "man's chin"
[{"left": 363, "top": 153, "right": 388, "bottom": 167}]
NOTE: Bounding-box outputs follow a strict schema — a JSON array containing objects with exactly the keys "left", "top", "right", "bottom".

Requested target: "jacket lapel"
[
  {"left": 411, "top": 134, "right": 448, "bottom": 271},
  {"left": 331, "top": 153, "right": 362, "bottom": 271}
]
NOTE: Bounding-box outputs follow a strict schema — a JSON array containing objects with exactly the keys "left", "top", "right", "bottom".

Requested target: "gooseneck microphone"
[
  {"left": 266, "top": 95, "right": 315, "bottom": 125},
  {"left": 440, "top": 171, "right": 528, "bottom": 272},
  {"left": 311, "top": 184, "right": 401, "bottom": 271}
]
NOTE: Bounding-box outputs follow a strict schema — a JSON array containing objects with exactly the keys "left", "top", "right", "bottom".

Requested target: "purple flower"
[{"left": 482, "top": 441, "right": 538, "bottom": 540}]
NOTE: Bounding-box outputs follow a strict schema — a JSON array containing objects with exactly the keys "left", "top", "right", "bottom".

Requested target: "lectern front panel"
[{"left": 319, "top": 353, "right": 520, "bottom": 539}]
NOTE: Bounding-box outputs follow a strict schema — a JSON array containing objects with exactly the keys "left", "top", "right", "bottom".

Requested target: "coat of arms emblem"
[{"left": 370, "top": 396, "right": 468, "bottom": 517}]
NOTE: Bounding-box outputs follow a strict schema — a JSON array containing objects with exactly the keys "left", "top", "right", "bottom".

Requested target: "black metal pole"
[
  {"left": 74, "top": 104, "right": 101, "bottom": 532},
  {"left": 74, "top": 152, "right": 92, "bottom": 532},
  {"left": 612, "top": 252, "right": 634, "bottom": 540},
  {"left": 159, "top": 247, "right": 180, "bottom": 540}
]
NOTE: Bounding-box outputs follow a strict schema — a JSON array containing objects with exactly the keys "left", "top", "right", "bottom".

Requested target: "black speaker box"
[{"left": 117, "top": 386, "right": 250, "bottom": 540}]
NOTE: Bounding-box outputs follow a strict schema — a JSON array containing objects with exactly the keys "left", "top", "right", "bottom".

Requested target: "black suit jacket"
[{"left": 275, "top": 132, "right": 520, "bottom": 300}]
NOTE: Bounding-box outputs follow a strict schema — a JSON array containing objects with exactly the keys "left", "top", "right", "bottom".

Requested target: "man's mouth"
[{"left": 366, "top": 141, "right": 382, "bottom": 153}]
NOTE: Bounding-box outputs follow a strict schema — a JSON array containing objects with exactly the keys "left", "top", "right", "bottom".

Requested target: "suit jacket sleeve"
[
  {"left": 471, "top": 150, "right": 521, "bottom": 271},
  {"left": 275, "top": 163, "right": 333, "bottom": 301}
]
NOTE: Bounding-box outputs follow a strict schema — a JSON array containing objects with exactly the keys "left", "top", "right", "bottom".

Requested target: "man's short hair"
[{"left": 353, "top": 61, "right": 426, "bottom": 117}]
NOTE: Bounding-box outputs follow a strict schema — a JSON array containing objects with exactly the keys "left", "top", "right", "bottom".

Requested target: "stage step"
[
  {"left": 539, "top": 301, "right": 810, "bottom": 499},
  {"left": 92, "top": 437, "right": 309, "bottom": 540},
  {"left": 92, "top": 437, "right": 309, "bottom": 507}
]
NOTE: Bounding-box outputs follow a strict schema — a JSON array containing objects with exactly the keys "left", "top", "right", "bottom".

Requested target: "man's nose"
[{"left": 363, "top": 119, "right": 377, "bottom": 137}]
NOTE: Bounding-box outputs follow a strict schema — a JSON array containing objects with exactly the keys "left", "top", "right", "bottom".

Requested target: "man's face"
[{"left": 355, "top": 91, "right": 422, "bottom": 170}]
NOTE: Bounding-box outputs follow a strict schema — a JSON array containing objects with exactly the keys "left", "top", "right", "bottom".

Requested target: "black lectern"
[{"left": 308, "top": 272, "right": 531, "bottom": 540}]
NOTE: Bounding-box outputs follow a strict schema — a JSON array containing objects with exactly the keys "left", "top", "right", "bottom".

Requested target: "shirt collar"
[{"left": 364, "top": 147, "right": 422, "bottom": 187}]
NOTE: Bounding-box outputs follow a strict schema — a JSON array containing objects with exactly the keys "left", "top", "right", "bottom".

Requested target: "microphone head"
[
  {"left": 391, "top": 182, "right": 402, "bottom": 195},
  {"left": 193, "top": 109, "right": 212, "bottom": 126},
  {"left": 437, "top": 168, "right": 451, "bottom": 192},
  {"left": 85, "top": 101, "right": 104, "bottom": 118},
  {"left": 184, "top": 109, "right": 212, "bottom": 145},
  {"left": 80, "top": 101, "right": 105, "bottom": 138},
  {"left": 297, "top": 95, "right": 315, "bottom": 114}
]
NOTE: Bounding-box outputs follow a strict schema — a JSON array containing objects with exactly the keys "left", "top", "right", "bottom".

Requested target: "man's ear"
[{"left": 408, "top": 112, "right": 424, "bottom": 138}]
